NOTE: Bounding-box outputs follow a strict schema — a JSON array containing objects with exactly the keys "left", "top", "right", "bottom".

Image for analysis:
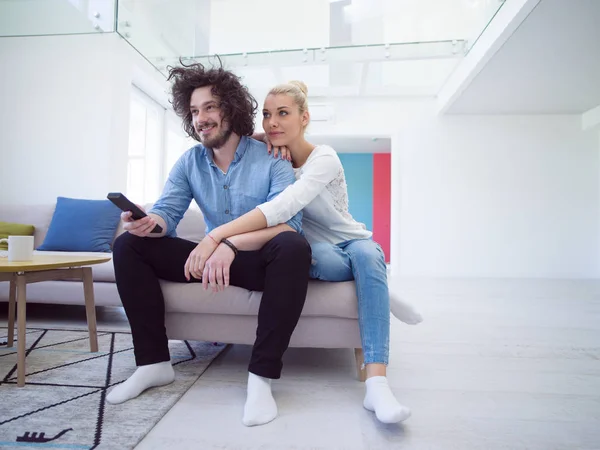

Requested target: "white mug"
[{"left": 0, "top": 236, "right": 35, "bottom": 262}]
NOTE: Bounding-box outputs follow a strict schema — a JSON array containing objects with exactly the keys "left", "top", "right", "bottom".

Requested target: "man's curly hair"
[{"left": 168, "top": 59, "right": 257, "bottom": 141}]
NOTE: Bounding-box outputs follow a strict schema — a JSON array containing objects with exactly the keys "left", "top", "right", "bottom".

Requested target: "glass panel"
[
  {"left": 0, "top": 0, "right": 115, "bottom": 36},
  {"left": 463, "top": 0, "right": 507, "bottom": 50},
  {"left": 208, "top": 0, "right": 330, "bottom": 54},
  {"left": 116, "top": 0, "right": 504, "bottom": 62},
  {"left": 381, "top": 0, "right": 504, "bottom": 49},
  {"left": 117, "top": 0, "right": 198, "bottom": 60},
  {"left": 116, "top": 0, "right": 504, "bottom": 97}
]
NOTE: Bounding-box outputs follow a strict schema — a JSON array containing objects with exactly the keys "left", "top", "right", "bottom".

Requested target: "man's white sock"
[
  {"left": 242, "top": 372, "right": 278, "bottom": 427},
  {"left": 363, "top": 376, "right": 411, "bottom": 424},
  {"left": 390, "top": 291, "right": 424, "bottom": 325},
  {"left": 106, "top": 361, "right": 175, "bottom": 404}
]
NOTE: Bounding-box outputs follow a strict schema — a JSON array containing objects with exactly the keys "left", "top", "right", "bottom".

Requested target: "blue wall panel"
[{"left": 337, "top": 153, "right": 373, "bottom": 233}]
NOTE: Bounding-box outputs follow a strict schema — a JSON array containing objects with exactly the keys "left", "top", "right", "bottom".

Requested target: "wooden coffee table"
[{"left": 0, "top": 254, "right": 111, "bottom": 387}]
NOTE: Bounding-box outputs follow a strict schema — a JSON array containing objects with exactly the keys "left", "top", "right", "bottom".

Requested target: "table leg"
[
  {"left": 7, "top": 276, "right": 16, "bottom": 347},
  {"left": 82, "top": 267, "right": 98, "bottom": 353},
  {"left": 16, "top": 274, "right": 26, "bottom": 387}
]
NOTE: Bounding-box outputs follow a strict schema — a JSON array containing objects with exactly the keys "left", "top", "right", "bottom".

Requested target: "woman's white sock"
[
  {"left": 390, "top": 291, "right": 424, "bottom": 325},
  {"left": 363, "top": 376, "right": 411, "bottom": 424}
]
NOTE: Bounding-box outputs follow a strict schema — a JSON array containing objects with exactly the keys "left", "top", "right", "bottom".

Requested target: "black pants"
[{"left": 112, "top": 231, "right": 312, "bottom": 379}]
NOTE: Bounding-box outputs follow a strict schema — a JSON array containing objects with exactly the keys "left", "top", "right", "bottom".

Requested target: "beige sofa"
[{"left": 0, "top": 203, "right": 365, "bottom": 379}]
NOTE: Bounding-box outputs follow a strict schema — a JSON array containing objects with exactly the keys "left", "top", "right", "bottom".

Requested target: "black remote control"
[{"left": 107, "top": 192, "right": 163, "bottom": 234}]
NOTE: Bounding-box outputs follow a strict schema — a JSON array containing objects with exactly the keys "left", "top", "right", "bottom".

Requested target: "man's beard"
[{"left": 199, "top": 123, "right": 233, "bottom": 149}]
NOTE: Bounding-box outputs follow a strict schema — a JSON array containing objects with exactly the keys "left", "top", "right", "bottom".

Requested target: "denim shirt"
[{"left": 149, "top": 136, "right": 303, "bottom": 236}]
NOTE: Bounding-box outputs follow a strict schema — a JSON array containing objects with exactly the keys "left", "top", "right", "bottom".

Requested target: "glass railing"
[
  {"left": 111, "top": 0, "right": 504, "bottom": 96},
  {"left": 114, "top": 0, "right": 505, "bottom": 60},
  {"left": 0, "top": 0, "right": 504, "bottom": 96},
  {"left": 0, "top": 0, "right": 115, "bottom": 36},
  {"left": 466, "top": 0, "right": 506, "bottom": 50},
  {"left": 186, "top": 41, "right": 467, "bottom": 68},
  {"left": 115, "top": 0, "right": 196, "bottom": 60},
  {"left": 0, "top": 0, "right": 504, "bottom": 50},
  {"left": 146, "top": 41, "right": 466, "bottom": 97}
]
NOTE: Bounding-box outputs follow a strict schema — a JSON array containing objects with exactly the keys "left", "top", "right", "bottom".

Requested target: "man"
[{"left": 107, "top": 61, "right": 312, "bottom": 428}]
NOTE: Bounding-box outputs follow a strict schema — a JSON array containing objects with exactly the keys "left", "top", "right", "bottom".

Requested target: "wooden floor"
[{"left": 2, "top": 278, "right": 600, "bottom": 449}]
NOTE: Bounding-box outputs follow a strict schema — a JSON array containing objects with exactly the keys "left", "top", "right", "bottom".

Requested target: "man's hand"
[
  {"left": 121, "top": 206, "right": 158, "bottom": 237},
  {"left": 184, "top": 235, "right": 220, "bottom": 281},
  {"left": 202, "top": 243, "right": 236, "bottom": 292}
]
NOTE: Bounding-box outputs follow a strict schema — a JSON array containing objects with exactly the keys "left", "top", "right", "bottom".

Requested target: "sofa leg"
[{"left": 354, "top": 348, "right": 366, "bottom": 382}]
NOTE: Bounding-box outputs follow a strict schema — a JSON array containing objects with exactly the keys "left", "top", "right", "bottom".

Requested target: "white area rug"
[{"left": 0, "top": 328, "right": 226, "bottom": 449}]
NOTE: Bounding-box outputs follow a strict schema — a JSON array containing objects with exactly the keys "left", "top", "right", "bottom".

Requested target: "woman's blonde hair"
[{"left": 268, "top": 80, "right": 310, "bottom": 128}]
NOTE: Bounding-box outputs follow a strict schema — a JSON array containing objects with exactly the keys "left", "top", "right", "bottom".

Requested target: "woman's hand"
[
  {"left": 253, "top": 132, "right": 292, "bottom": 161},
  {"left": 270, "top": 144, "right": 292, "bottom": 161},
  {"left": 184, "top": 234, "right": 220, "bottom": 281}
]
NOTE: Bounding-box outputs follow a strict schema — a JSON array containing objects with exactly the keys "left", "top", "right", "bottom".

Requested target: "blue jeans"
[{"left": 310, "top": 239, "right": 389, "bottom": 365}]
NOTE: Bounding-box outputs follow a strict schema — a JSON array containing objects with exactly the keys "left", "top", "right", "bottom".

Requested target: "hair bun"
[{"left": 288, "top": 80, "right": 308, "bottom": 97}]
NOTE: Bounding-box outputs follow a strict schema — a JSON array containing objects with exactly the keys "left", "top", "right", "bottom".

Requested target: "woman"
[{"left": 190, "top": 81, "right": 420, "bottom": 423}]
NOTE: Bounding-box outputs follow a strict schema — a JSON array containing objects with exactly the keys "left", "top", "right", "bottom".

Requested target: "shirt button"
[
  {"left": 223, "top": 185, "right": 228, "bottom": 189},
  {"left": 225, "top": 209, "right": 230, "bottom": 214}
]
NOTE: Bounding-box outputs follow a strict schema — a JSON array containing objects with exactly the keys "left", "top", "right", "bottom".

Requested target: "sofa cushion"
[
  {"left": 141, "top": 204, "right": 206, "bottom": 243},
  {"left": 160, "top": 279, "right": 359, "bottom": 319},
  {"left": 0, "top": 204, "right": 56, "bottom": 249},
  {"left": 0, "top": 222, "right": 35, "bottom": 250},
  {"left": 175, "top": 207, "right": 206, "bottom": 242},
  {"left": 33, "top": 251, "right": 115, "bottom": 282},
  {"left": 38, "top": 197, "right": 121, "bottom": 252},
  {"left": 88, "top": 258, "right": 115, "bottom": 282}
]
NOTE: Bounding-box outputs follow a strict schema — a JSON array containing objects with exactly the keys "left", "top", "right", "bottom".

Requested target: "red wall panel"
[{"left": 372, "top": 153, "right": 391, "bottom": 262}]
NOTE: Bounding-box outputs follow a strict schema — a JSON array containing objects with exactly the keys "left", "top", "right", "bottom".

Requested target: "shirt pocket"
[{"left": 236, "top": 192, "right": 264, "bottom": 214}]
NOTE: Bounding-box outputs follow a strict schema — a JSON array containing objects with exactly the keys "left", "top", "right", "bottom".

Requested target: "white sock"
[
  {"left": 106, "top": 361, "right": 175, "bottom": 404},
  {"left": 389, "top": 291, "right": 424, "bottom": 325},
  {"left": 242, "top": 372, "right": 278, "bottom": 427},
  {"left": 363, "top": 376, "right": 411, "bottom": 424}
]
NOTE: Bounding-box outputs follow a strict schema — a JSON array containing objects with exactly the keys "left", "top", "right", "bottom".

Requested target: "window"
[
  {"left": 164, "top": 114, "right": 195, "bottom": 183},
  {"left": 126, "top": 87, "right": 165, "bottom": 204}
]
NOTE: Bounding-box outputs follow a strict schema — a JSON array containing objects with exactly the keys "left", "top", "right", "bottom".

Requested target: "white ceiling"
[
  {"left": 446, "top": 0, "right": 600, "bottom": 114},
  {"left": 309, "top": 135, "right": 391, "bottom": 153}
]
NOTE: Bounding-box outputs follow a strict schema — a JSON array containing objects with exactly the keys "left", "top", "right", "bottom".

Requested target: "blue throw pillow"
[{"left": 38, "top": 197, "right": 122, "bottom": 252}]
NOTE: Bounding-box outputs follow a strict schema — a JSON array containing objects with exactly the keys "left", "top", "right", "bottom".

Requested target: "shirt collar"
[
  {"left": 233, "top": 135, "right": 249, "bottom": 162},
  {"left": 203, "top": 135, "right": 249, "bottom": 166}
]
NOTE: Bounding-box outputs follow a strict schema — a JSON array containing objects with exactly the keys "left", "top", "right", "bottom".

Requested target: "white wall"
[
  {"left": 303, "top": 99, "right": 599, "bottom": 279},
  {"left": 395, "top": 115, "right": 599, "bottom": 279},
  {"left": 0, "top": 33, "right": 167, "bottom": 206}
]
